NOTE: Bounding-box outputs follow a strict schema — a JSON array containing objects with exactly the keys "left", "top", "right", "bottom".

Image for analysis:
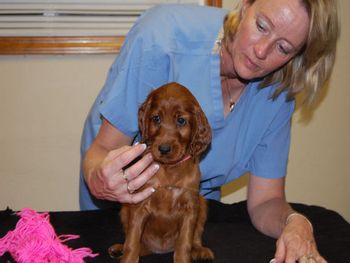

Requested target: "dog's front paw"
[
  {"left": 192, "top": 246, "right": 214, "bottom": 261},
  {"left": 108, "top": 243, "right": 124, "bottom": 259}
]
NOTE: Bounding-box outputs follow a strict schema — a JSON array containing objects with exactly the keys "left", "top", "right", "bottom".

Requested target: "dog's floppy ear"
[
  {"left": 190, "top": 104, "right": 212, "bottom": 156},
  {"left": 138, "top": 93, "right": 153, "bottom": 144}
]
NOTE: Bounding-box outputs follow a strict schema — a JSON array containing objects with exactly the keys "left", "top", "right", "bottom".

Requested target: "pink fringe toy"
[{"left": 0, "top": 208, "right": 98, "bottom": 262}]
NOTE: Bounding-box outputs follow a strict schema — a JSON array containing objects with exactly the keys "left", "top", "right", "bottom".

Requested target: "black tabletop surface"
[{"left": 1, "top": 200, "right": 349, "bottom": 263}]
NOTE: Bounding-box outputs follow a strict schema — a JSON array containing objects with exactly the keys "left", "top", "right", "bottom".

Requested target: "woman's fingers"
[
  {"left": 123, "top": 152, "right": 156, "bottom": 181},
  {"left": 273, "top": 238, "right": 286, "bottom": 263},
  {"left": 274, "top": 216, "right": 327, "bottom": 263},
  {"left": 104, "top": 143, "right": 147, "bottom": 176},
  {"left": 93, "top": 142, "right": 160, "bottom": 204},
  {"left": 120, "top": 186, "right": 156, "bottom": 204},
  {"left": 125, "top": 160, "right": 160, "bottom": 193}
]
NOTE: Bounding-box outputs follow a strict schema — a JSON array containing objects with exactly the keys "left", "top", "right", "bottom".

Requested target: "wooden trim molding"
[
  {"left": 0, "top": 2, "right": 222, "bottom": 55},
  {"left": 0, "top": 36, "right": 125, "bottom": 55},
  {"left": 206, "top": 0, "right": 222, "bottom": 7}
]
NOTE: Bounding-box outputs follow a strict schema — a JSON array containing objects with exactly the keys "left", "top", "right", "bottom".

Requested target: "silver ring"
[{"left": 126, "top": 182, "right": 134, "bottom": 195}]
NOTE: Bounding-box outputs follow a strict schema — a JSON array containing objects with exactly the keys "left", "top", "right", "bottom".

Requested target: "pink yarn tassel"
[{"left": 0, "top": 208, "right": 98, "bottom": 263}]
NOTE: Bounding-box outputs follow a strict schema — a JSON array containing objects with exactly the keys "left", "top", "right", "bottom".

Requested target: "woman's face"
[{"left": 228, "top": 0, "right": 310, "bottom": 80}]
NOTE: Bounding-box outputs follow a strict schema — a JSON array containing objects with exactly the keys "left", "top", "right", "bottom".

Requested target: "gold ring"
[
  {"left": 299, "top": 255, "right": 308, "bottom": 263},
  {"left": 122, "top": 170, "right": 128, "bottom": 181},
  {"left": 299, "top": 255, "right": 316, "bottom": 263},
  {"left": 307, "top": 255, "right": 317, "bottom": 263}
]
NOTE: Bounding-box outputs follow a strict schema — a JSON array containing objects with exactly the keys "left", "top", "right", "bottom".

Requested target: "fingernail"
[
  {"left": 153, "top": 163, "right": 160, "bottom": 171},
  {"left": 269, "top": 259, "right": 276, "bottom": 263},
  {"left": 140, "top": 143, "right": 147, "bottom": 150},
  {"left": 151, "top": 187, "right": 156, "bottom": 193},
  {"left": 146, "top": 153, "right": 153, "bottom": 160}
]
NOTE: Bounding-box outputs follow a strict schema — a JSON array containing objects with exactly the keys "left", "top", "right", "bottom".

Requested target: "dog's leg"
[
  {"left": 174, "top": 208, "right": 197, "bottom": 263},
  {"left": 191, "top": 196, "right": 214, "bottom": 261},
  {"left": 108, "top": 206, "right": 130, "bottom": 259},
  {"left": 121, "top": 206, "right": 149, "bottom": 263},
  {"left": 108, "top": 243, "right": 124, "bottom": 259}
]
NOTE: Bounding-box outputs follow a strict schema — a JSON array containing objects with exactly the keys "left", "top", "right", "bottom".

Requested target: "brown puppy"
[{"left": 109, "top": 82, "right": 213, "bottom": 263}]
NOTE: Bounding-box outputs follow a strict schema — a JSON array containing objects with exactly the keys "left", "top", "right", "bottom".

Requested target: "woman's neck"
[
  {"left": 221, "top": 78, "right": 246, "bottom": 117},
  {"left": 220, "top": 43, "right": 237, "bottom": 79},
  {"left": 220, "top": 44, "right": 248, "bottom": 117}
]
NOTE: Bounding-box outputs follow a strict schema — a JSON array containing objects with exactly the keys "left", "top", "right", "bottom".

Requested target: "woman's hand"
[
  {"left": 272, "top": 214, "right": 327, "bottom": 263},
  {"left": 247, "top": 175, "right": 326, "bottom": 263},
  {"left": 87, "top": 143, "right": 159, "bottom": 204}
]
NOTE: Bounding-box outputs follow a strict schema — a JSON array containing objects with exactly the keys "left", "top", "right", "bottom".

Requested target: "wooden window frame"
[{"left": 0, "top": 0, "right": 221, "bottom": 55}]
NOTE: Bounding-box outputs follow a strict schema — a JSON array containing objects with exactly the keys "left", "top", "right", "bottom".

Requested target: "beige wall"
[
  {"left": 1, "top": 1, "right": 349, "bottom": 222},
  {"left": 0, "top": 55, "right": 115, "bottom": 211}
]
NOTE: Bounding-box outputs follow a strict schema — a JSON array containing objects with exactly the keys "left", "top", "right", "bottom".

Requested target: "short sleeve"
[
  {"left": 93, "top": 4, "right": 227, "bottom": 138},
  {"left": 97, "top": 11, "right": 170, "bottom": 137},
  {"left": 248, "top": 100, "right": 295, "bottom": 179}
]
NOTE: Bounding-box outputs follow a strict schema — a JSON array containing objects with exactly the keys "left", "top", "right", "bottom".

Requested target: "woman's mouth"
[{"left": 244, "top": 55, "right": 260, "bottom": 71}]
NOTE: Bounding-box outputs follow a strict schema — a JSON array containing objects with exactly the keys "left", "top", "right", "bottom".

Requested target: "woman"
[{"left": 80, "top": 0, "right": 338, "bottom": 262}]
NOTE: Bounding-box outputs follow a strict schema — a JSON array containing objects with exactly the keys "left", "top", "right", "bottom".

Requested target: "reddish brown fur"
[{"left": 109, "top": 82, "right": 213, "bottom": 263}]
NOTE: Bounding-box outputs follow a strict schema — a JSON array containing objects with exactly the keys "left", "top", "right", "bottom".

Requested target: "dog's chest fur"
[
  {"left": 135, "top": 161, "right": 201, "bottom": 253},
  {"left": 145, "top": 162, "right": 200, "bottom": 212}
]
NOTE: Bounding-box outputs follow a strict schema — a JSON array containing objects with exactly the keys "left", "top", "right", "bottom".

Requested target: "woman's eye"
[
  {"left": 152, "top": 115, "right": 161, "bottom": 124},
  {"left": 277, "top": 43, "right": 290, "bottom": 55},
  {"left": 176, "top": 117, "right": 187, "bottom": 126},
  {"left": 256, "top": 21, "right": 266, "bottom": 32}
]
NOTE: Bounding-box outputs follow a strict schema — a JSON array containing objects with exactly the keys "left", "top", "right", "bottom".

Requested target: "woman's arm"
[
  {"left": 83, "top": 118, "right": 159, "bottom": 204},
  {"left": 247, "top": 174, "right": 292, "bottom": 238},
  {"left": 247, "top": 174, "right": 326, "bottom": 262}
]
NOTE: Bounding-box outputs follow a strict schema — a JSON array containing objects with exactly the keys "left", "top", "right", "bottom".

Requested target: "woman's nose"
[{"left": 254, "top": 37, "right": 272, "bottom": 60}]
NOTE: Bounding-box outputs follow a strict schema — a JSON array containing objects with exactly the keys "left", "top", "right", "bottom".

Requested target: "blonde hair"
[{"left": 223, "top": 0, "right": 339, "bottom": 103}]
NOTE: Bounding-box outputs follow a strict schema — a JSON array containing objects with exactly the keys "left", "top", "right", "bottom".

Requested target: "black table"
[{"left": 1, "top": 200, "right": 350, "bottom": 263}]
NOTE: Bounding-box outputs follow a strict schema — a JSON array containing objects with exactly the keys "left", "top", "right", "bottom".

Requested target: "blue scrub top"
[{"left": 80, "top": 4, "right": 295, "bottom": 210}]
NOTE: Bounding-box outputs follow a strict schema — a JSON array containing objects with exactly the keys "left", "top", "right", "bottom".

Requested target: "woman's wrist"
[
  {"left": 84, "top": 162, "right": 104, "bottom": 198},
  {"left": 285, "top": 212, "right": 313, "bottom": 233},
  {"left": 86, "top": 170, "right": 100, "bottom": 197}
]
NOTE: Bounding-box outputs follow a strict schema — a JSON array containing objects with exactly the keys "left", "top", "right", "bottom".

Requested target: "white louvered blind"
[{"left": 0, "top": 0, "right": 204, "bottom": 37}]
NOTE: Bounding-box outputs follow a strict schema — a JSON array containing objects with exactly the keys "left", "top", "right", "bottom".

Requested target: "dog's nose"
[{"left": 158, "top": 144, "right": 171, "bottom": 155}]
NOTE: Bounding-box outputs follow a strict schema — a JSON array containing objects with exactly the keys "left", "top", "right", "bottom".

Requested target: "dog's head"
[{"left": 138, "top": 82, "right": 211, "bottom": 164}]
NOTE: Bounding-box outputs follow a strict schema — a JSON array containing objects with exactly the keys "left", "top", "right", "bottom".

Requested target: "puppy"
[{"left": 109, "top": 82, "right": 213, "bottom": 263}]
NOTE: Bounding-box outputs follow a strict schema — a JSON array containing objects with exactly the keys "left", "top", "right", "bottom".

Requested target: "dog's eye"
[
  {"left": 176, "top": 117, "right": 187, "bottom": 126},
  {"left": 152, "top": 115, "right": 161, "bottom": 124}
]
